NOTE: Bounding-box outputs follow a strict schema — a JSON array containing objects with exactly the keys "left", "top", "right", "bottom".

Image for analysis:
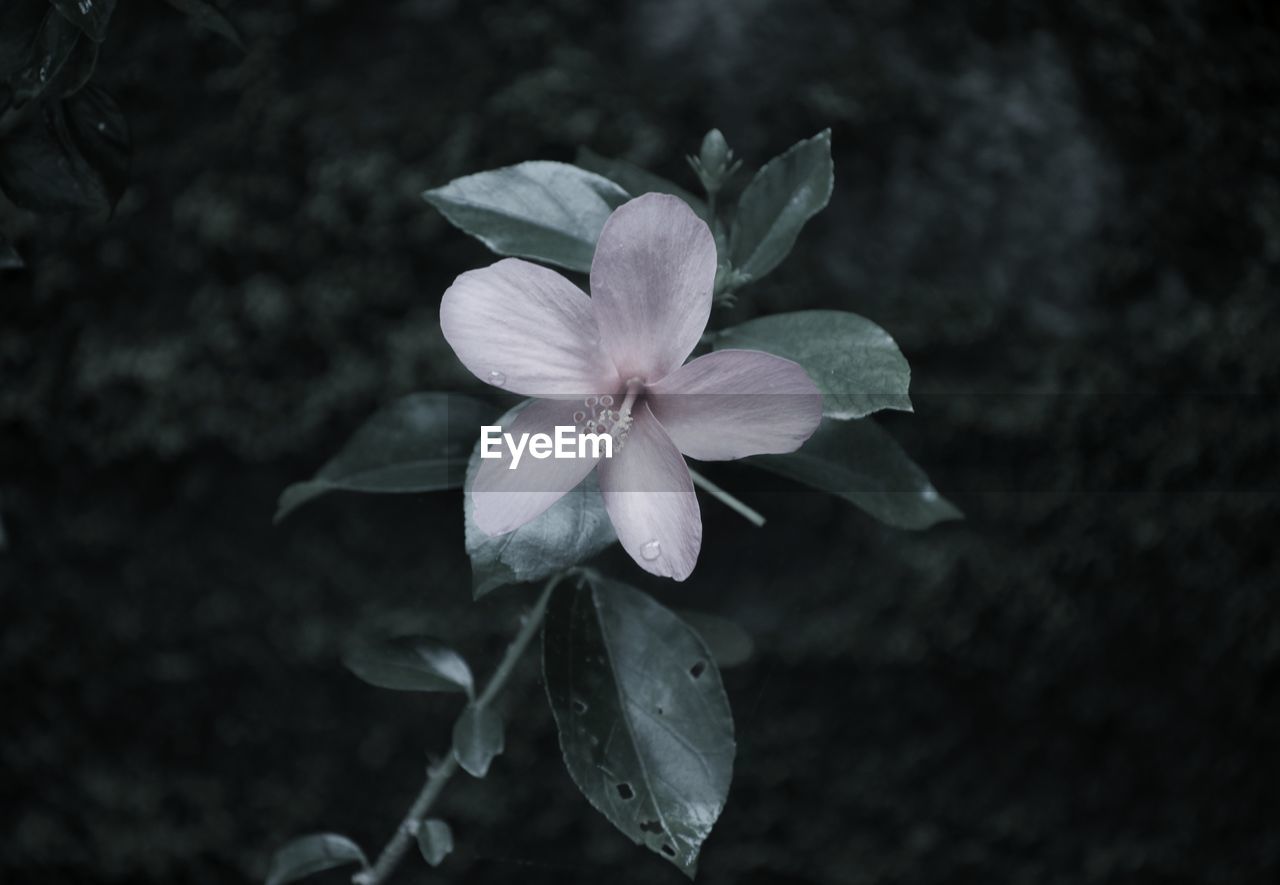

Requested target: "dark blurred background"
[{"left": 3, "top": 1, "right": 1279, "bottom": 883}]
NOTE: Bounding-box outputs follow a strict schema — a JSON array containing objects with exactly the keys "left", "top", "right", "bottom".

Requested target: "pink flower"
[{"left": 441, "top": 194, "right": 822, "bottom": 580}]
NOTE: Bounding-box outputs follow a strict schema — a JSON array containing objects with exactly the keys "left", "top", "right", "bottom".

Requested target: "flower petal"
[
  {"left": 441, "top": 258, "right": 618, "bottom": 396},
  {"left": 589, "top": 194, "right": 717, "bottom": 382},
  {"left": 647, "top": 349, "right": 823, "bottom": 460},
  {"left": 472, "top": 398, "right": 601, "bottom": 535},
  {"left": 597, "top": 402, "right": 701, "bottom": 581}
]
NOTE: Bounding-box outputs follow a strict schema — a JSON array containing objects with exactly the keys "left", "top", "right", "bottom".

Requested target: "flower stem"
[
  {"left": 359, "top": 573, "right": 565, "bottom": 885},
  {"left": 688, "top": 467, "right": 766, "bottom": 528}
]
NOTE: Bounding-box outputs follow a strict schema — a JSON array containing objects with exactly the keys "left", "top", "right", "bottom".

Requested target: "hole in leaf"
[
  {"left": 639, "top": 820, "right": 663, "bottom": 834},
  {"left": 690, "top": 661, "right": 706, "bottom": 679},
  {"left": 661, "top": 843, "right": 676, "bottom": 857},
  {"left": 615, "top": 782, "right": 635, "bottom": 800}
]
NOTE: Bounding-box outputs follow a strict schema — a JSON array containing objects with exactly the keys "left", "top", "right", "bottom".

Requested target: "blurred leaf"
[
  {"left": 275, "top": 392, "right": 494, "bottom": 522},
  {"left": 752, "top": 417, "right": 961, "bottom": 529},
  {"left": 464, "top": 403, "right": 615, "bottom": 598},
  {"left": 9, "top": 9, "right": 79, "bottom": 103},
  {"left": 543, "top": 572, "right": 735, "bottom": 878},
  {"left": 575, "top": 147, "right": 710, "bottom": 222},
  {"left": 57, "top": 35, "right": 98, "bottom": 98},
  {"left": 163, "top": 0, "right": 246, "bottom": 50},
  {"left": 423, "top": 161, "right": 628, "bottom": 273},
  {"left": 416, "top": 818, "right": 454, "bottom": 867},
  {"left": 714, "top": 309, "right": 912, "bottom": 419},
  {"left": 676, "top": 610, "right": 754, "bottom": 669},
  {"left": 0, "top": 1, "right": 48, "bottom": 80},
  {"left": 342, "top": 636, "right": 473, "bottom": 697},
  {"left": 453, "top": 705, "right": 504, "bottom": 777},
  {"left": 0, "top": 236, "right": 22, "bottom": 270},
  {"left": 50, "top": 0, "right": 115, "bottom": 43},
  {"left": 265, "top": 834, "right": 368, "bottom": 885},
  {"left": 729, "top": 129, "right": 833, "bottom": 281},
  {"left": 0, "top": 84, "right": 129, "bottom": 215}
]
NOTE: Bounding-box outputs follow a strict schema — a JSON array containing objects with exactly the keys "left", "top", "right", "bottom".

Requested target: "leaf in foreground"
[
  {"left": 543, "top": 572, "right": 735, "bottom": 878},
  {"left": 265, "top": 833, "right": 367, "bottom": 885},
  {"left": 715, "top": 309, "right": 912, "bottom": 419},
  {"left": 463, "top": 404, "right": 615, "bottom": 598},
  {"left": 416, "top": 818, "right": 454, "bottom": 867},
  {"left": 453, "top": 705, "right": 504, "bottom": 777},
  {"left": 275, "top": 392, "right": 494, "bottom": 522},
  {"left": 729, "top": 129, "right": 833, "bottom": 281},
  {"left": 424, "top": 161, "right": 628, "bottom": 273},
  {"left": 342, "top": 636, "right": 473, "bottom": 697},
  {"left": 752, "top": 417, "right": 961, "bottom": 530}
]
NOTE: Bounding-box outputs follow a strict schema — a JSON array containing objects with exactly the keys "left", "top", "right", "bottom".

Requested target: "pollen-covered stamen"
[{"left": 575, "top": 381, "right": 643, "bottom": 451}]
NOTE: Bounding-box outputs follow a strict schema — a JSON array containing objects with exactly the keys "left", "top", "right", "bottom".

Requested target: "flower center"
[{"left": 573, "top": 378, "right": 644, "bottom": 451}]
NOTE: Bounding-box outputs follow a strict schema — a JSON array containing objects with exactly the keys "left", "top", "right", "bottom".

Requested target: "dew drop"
[
  {"left": 487, "top": 370, "right": 506, "bottom": 387},
  {"left": 640, "top": 539, "right": 661, "bottom": 561}
]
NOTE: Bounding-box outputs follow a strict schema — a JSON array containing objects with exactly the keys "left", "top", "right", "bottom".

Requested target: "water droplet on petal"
[
  {"left": 640, "top": 539, "right": 661, "bottom": 561},
  {"left": 487, "top": 370, "right": 506, "bottom": 387}
]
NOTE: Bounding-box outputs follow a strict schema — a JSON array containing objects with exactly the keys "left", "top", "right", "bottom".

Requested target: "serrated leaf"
[
  {"left": 752, "top": 417, "right": 961, "bottom": 529},
  {"left": 453, "top": 705, "right": 504, "bottom": 777},
  {"left": 729, "top": 130, "right": 833, "bottom": 281},
  {"left": 543, "top": 573, "right": 735, "bottom": 878},
  {"left": 265, "top": 833, "right": 367, "bottom": 885},
  {"left": 275, "top": 393, "right": 494, "bottom": 522},
  {"left": 575, "top": 147, "right": 710, "bottom": 223},
  {"left": 0, "top": 84, "right": 129, "bottom": 215},
  {"left": 416, "top": 818, "right": 454, "bottom": 867},
  {"left": 463, "top": 403, "right": 615, "bottom": 598},
  {"left": 676, "top": 610, "right": 754, "bottom": 669},
  {"left": 1, "top": 236, "right": 22, "bottom": 270},
  {"left": 423, "top": 161, "right": 629, "bottom": 273},
  {"left": 342, "top": 636, "right": 473, "bottom": 697},
  {"left": 50, "top": 0, "right": 115, "bottom": 43},
  {"left": 715, "top": 309, "right": 912, "bottom": 419},
  {"left": 163, "top": 0, "right": 246, "bottom": 50}
]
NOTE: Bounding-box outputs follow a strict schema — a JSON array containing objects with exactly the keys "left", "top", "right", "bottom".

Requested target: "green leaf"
[
  {"left": 714, "top": 309, "right": 912, "bottom": 419},
  {"left": 265, "top": 833, "right": 367, "bottom": 885},
  {"left": 676, "top": 610, "right": 755, "bottom": 669},
  {"left": 0, "top": 84, "right": 129, "bottom": 215},
  {"left": 342, "top": 636, "right": 474, "bottom": 697},
  {"left": 423, "top": 161, "right": 629, "bottom": 273},
  {"left": 0, "top": 236, "right": 22, "bottom": 270},
  {"left": 575, "top": 147, "right": 710, "bottom": 222},
  {"left": 50, "top": 0, "right": 115, "bottom": 43},
  {"left": 543, "top": 572, "right": 735, "bottom": 878},
  {"left": 752, "top": 417, "right": 961, "bottom": 530},
  {"left": 729, "top": 130, "right": 833, "bottom": 281},
  {"left": 275, "top": 392, "right": 494, "bottom": 523},
  {"left": 463, "top": 404, "right": 615, "bottom": 598},
  {"left": 453, "top": 705, "right": 504, "bottom": 777},
  {"left": 416, "top": 818, "right": 454, "bottom": 867},
  {"left": 162, "top": 0, "right": 246, "bottom": 50}
]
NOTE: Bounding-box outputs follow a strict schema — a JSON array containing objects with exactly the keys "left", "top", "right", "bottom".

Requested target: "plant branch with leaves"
[{"left": 268, "top": 128, "right": 959, "bottom": 883}]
